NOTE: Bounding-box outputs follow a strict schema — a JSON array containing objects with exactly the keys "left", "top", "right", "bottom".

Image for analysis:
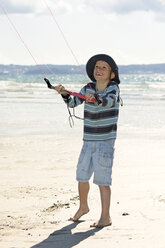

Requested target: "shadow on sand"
[{"left": 31, "top": 221, "right": 102, "bottom": 248}]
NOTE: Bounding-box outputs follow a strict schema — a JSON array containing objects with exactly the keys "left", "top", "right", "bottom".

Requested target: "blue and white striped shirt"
[{"left": 62, "top": 81, "right": 120, "bottom": 141}]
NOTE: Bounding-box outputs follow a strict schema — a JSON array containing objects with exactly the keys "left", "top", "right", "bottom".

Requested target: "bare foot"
[
  {"left": 69, "top": 207, "right": 89, "bottom": 222},
  {"left": 90, "top": 218, "right": 112, "bottom": 228}
]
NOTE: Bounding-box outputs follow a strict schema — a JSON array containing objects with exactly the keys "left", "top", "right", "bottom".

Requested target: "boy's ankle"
[{"left": 80, "top": 204, "right": 89, "bottom": 211}]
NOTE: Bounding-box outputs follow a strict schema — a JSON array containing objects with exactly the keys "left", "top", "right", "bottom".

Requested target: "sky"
[{"left": 0, "top": 0, "right": 165, "bottom": 66}]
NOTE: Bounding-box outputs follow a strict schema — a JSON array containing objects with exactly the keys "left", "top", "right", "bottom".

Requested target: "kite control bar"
[{"left": 44, "top": 78, "right": 98, "bottom": 102}]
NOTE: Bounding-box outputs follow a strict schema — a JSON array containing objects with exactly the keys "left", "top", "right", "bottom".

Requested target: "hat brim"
[{"left": 86, "top": 54, "right": 120, "bottom": 83}]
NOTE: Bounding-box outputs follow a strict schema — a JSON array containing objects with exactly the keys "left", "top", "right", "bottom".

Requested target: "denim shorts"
[{"left": 76, "top": 139, "right": 115, "bottom": 186}]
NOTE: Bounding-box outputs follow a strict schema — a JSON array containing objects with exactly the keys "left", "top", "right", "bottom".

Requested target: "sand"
[{"left": 0, "top": 133, "right": 165, "bottom": 248}]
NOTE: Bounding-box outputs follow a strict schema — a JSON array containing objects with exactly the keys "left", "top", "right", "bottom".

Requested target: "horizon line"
[{"left": 0, "top": 62, "right": 165, "bottom": 66}]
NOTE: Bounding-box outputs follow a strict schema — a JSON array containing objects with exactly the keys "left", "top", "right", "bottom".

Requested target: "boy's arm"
[
  {"left": 61, "top": 86, "right": 86, "bottom": 108},
  {"left": 97, "top": 85, "right": 119, "bottom": 108}
]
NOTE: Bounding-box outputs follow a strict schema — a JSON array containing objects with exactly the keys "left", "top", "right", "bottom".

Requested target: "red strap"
[{"left": 65, "top": 90, "right": 96, "bottom": 102}]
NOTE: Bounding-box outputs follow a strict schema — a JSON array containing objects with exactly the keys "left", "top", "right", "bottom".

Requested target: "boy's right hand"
[
  {"left": 85, "top": 93, "right": 95, "bottom": 102},
  {"left": 55, "top": 84, "right": 68, "bottom": 96}
]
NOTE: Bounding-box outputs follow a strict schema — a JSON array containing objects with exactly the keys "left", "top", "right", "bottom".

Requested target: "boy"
[{"left": 56, "top": 54, "right": 120, "bottom": 228}]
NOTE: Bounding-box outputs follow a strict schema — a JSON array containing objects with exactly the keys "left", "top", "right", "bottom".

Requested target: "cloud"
[
  {"left": 0, "top": 0, "right": 40, "bottom": 14},
  {"left": 1, "top": 0, "right": 165, "bottom": 21},
  {"left": 83, "top": 0, "right": 165, "bottom": 13},
  {"left": 0, "top": 0, "right": 72, "bottom": 15},
  {"left": 79, "top": 0, "right": 165, "bottom": 22}
]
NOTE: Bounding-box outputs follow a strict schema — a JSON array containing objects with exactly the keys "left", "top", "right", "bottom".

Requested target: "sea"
[{"left": 0, "top": 73, "right": 165, "bottom": 140}]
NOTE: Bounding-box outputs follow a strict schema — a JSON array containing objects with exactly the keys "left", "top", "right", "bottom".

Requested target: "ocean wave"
[{"left": 0, "top": 74, "right": 165, "bottom": 102}]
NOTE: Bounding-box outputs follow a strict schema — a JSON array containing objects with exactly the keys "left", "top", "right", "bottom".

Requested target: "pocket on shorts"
[{"left": 98, "top": 144, "right": 114, "bottom": 168}]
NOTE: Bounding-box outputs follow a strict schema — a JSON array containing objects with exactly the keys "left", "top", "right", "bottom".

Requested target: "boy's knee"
[{"left": 99, "top": 185, "right": 110, "bottom": 189}]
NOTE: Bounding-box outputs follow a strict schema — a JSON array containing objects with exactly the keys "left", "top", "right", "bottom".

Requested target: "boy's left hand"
[{"left": 85, "top": 93, "right": 95, "bottom": 102}]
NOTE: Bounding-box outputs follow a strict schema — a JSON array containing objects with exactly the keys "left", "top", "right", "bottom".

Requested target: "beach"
[{"left": 0, "top": 74, "right": 165, "bottom": 247}]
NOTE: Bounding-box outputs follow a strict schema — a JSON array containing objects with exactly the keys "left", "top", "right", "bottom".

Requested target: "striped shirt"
[{"left": 62, "top": 81, "right": 120, "bottom": 141}]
